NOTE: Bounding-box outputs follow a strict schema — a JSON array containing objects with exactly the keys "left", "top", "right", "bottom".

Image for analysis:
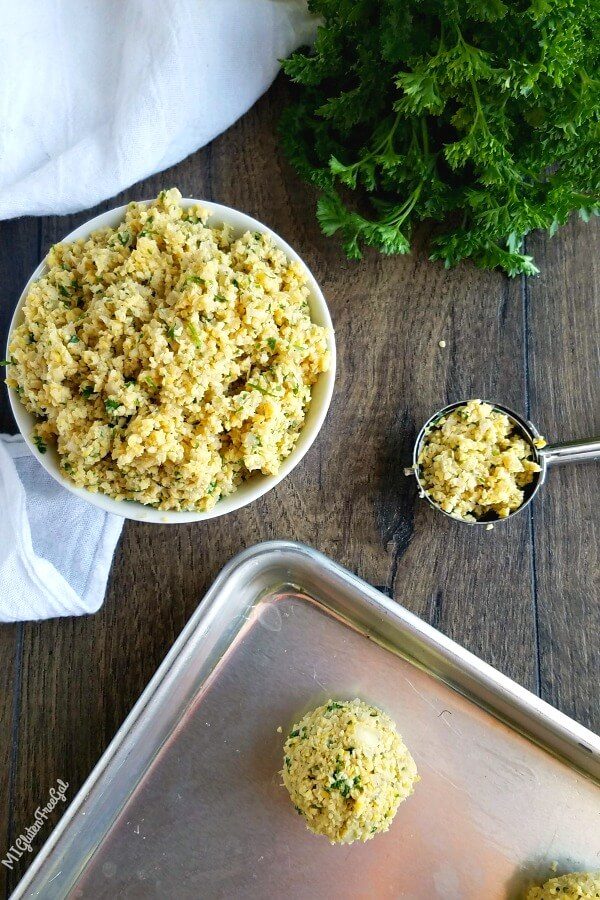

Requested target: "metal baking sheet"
[{"left": 14, "top": 541, "right": 600, "bottom": 900}]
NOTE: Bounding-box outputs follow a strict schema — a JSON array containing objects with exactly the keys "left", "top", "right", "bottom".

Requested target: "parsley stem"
[
  {"left": 420, "top": 116, "right": 429, "bottom": 156},
  {"left": 337, "top": 110, "right": 402, "bottom": 174}
]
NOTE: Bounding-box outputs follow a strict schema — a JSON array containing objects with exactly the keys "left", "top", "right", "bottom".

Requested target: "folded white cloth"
[
  {"left": 0, "top": 436, "right": 124, "bottom": 622},
  {"left": 0, "top": 0, "right": 316, "bottom": 219}
]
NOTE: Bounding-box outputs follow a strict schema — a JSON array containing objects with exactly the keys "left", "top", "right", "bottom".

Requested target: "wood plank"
[
  {"left": 526, "top": 217, "right": 600, "bottom": 732},
  {"left": 0, "top": 217, "right": 41, "bottom": 430},
  {"left": 0, "top": 216, "right": 40, "bottom": 898},
  {"left": 384, "top": 254, "right": 538, "bottom": 690},
  {"left": 0, "top": 628, "right": 18, "bottom": 900}
]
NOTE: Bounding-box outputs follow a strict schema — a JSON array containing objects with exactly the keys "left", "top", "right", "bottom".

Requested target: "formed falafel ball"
[
  {"left": 526, "top": 871, "right": 600, "bottom": 899},
  {"left": 281, "top": 698, "right": 418, "bottom": 844}
]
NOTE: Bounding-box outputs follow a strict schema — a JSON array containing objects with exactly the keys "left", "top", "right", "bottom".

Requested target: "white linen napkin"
[
  {"left": 0, "top": 0, "right": 316, "bottom": 219},
  {"left": 0, "top": 436, "right": 124, "bottom": 622}
]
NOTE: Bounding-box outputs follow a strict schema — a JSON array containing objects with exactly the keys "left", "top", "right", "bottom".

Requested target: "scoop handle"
[{"left": 540, "top": 437, "right": 600, "bottom": 466}]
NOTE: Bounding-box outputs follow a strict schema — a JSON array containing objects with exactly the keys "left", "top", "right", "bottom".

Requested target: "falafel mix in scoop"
[{"left": 418, "top": 399, "right": 544, "bottom": 521}]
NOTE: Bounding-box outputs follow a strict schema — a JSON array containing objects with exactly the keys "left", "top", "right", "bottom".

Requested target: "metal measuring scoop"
[{"left": 412, "top": 400, "right": 600, "bottom": 525}]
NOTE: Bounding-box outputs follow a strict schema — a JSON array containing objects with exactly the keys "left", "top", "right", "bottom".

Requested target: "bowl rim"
[{"left": 5, "top": 197, "right": 336, "bottom": 524}]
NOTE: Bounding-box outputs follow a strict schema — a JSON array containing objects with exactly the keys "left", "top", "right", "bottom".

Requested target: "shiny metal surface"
[
  {"left": 13, "top": 542, "right": 600, "bottom": 900},
  {"left": 412, "top": 400, "right": 600, "bottom": 524},
  {"left": 541, "top": 436, "right": 600, "bottom": 466}
]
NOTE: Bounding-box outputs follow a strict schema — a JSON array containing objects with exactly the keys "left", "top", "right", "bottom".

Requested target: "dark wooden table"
[{"left": 1, "top": 79, "right": 598, "bottom": 895}]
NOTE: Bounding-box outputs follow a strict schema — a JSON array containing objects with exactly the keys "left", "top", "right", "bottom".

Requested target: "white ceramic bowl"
[{"left": 6, "top": 199, "right": 336, "bottom": 523}]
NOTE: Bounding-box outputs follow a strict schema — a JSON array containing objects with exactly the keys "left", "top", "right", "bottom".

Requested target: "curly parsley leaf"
[{"left": 280, "top": 0, "right": 600, "bottom": 276}]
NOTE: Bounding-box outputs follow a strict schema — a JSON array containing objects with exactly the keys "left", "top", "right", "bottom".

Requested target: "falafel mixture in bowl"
[{"left": 7, "top": 189, "right": 331, "bottom": 512}]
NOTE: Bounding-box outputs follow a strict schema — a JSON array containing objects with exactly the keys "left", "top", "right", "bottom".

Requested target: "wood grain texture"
[
  {"left": 0, "top": 629, "right": 19, "bottom": 900},
  {"left": 526, "top": 218, "right": 600, "bottom": 731},
  {"left": 0, "top": 217, "right": 40, "bottom": 430},
  {"left": 0, "top": 216, "right": 40, "bottom": 898},
  {"left": 0, "top": 76, "right": 598, "bottom": 892}
]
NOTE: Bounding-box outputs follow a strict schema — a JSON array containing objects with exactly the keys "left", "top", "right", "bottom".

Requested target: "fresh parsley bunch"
[{"left": 280, "top": 0, "right": 600, "bottom": 275}]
